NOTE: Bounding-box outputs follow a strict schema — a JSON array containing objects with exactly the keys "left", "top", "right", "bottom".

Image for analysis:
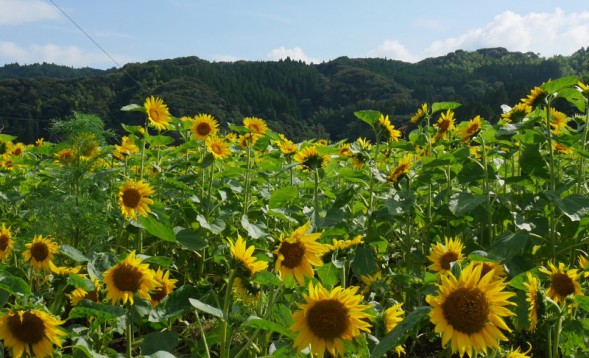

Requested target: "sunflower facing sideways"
[
  {"left": 461, "top": 115, "right": 482, "bottom": 142},
  {"left": 103, "top": 250, "right": 158, "bottom": 305},
  {"left": 191, "top": 113, "right": 219, "bottom": 141},
  {"left": 387, "top": 153, "right": 413, "bottom": 183},
  {"left": 539, "top": 261, "right": 583, "bottom": 306},
  {"left": 0, "top": 223, "right": 14, "bottom": 262},
  {"left": 378, "top": 114, "right": 401, "bottom": 142},
  {"left": 149, "top": 268, "right": 178, "bottom": 307},
  {"left": 144, "top": 96, "right": 171, "bottom": 131},
  {"left": 427, "top": 237, "right": 465, "bottom": 275},
  {"left": 0, "top": 308, "right": 66, "bottom": 358},
  {"left": 118, "top": 179, "right": 155, "bottom": 220},
  {"left": 273, "top": 222, "right": 329, "bottom": 285},
  {"left": 293, "top": 146, "right": 329, "bottom": 171},
  {"left": 426, "top": 262, "right": 516, "bottom": 357},
  {"left": 523, "top": 272, "right": 539, "bottom": 332},
  {"left": 229, "top": 235, "right": 268, "bottom": 278},
  {"left": 384, "top": 303, "right": 406, "bottom": 357},
  {"left": 291, "top": 282, "right": 372, "bottom": 358},
  {"left": 23, "top": 235, "right": 60, "bottom": 272}
]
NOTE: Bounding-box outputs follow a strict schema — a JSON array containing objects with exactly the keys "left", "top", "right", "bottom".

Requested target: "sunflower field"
[{"left": 0, "top": 76, "right": 589, "bottom": 357}]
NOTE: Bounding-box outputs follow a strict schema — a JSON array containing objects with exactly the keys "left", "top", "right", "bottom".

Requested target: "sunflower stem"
[
  {"left": 313, "top": 168, "right": 320, "bottom": 226},
  {"left": 194, "top": 310, "right": 211, "bottom": 358},
  {"left": 481, "top": 136, "right": 494, "bottom": 245},
  {"left": 553, "top": 307, "right": 564, "bottom": 358},
  {"left": 220, "top": 270, "right": 236, "bottom": 358},
  {"left": 545, "top": 101, "right": 558, "bottom": 258},
  {"left": 126, "top": 307, "right": 133, "bottom": 358}
]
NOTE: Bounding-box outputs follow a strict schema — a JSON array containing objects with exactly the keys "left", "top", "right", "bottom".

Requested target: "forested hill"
[{"left": 2, "top": 47, "right": 589, "bottom": 143}]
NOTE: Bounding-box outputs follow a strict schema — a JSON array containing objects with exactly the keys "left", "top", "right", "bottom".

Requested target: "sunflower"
[
  {"left": 472, "top": 261, "right": 506, "bottom": 282},
  {"left": 150, "top": 268, "right": 178, "bottom": 307},
  {"left": 233, "top": 277, "right": 262, "bottom": 304},
  {"left": 360, "top": 271, "right": 388, "bottom": 293},
  {"left": 387, "top": 153, "right": 413, "bottom": 183},
  {"left": 378, "top": 114, "right": 401, "bottom": 141},
  {"left": 338, "top": 143, "right": 353, "bottom": 158},
  {"left": 229, "top": 235, "right": 268, "bottom": 277},
  {"left": 433, "top": 110, "right": 456, "bottom": 141},
  {"left": 237, "top": 133, "right": 259, "bottom": 149},
  {"left": 144, "top": 96, "right": 171, "bottom": 131},
  {"left": 113, "top": 136, "right": 139, "bottom": 159},
  {"left": 521, "top": 86, "right": 546, "bottom": 107},
  {"left": 501, "top": 103, "right": 531, "bottom": 123},
  {"left": 243, "top": 117, "right": 268, "bottom": 136},
  {"left": 469, "top": 146, "right": 481, "bottom": 158},
  {"left": 23, "top": 235, "right": 59, "bottom": 272},
  {"left": 68, "top": 279, "right": 101, "bottom": 306},
  {"left": 426, "top": 262, "right": 516, "bottom": 357},
  {"left": 504, "top": 345, "right": 533, "bottom": 358},
  {"left": 328, "top": 235, "right": 364, "bottom": 251},
  {"left": 410, "top": 103, "right": 428, "bottom": 124},
  {"left": 291, "top": 282, "right": 372, "bottom": 358},
  {"left": 273, "top": 222, "right": 329, "bottom": 285},
  {"left": 0, "top": 308, "right": 66, "bottom": 358},
  {"left": 205, "top": 135, "right": 231, "bottom": 160},
  {"left": 427, "top": 237, "right": 464, "bottom": 275},
  {"left": 35, "top": 138, "right": 44, "bottom": 147},
  {"left": 293, "top": 146, "right": 329, "bottom": 171},
  {"left": 9, "top": 142, "right": 25, "bottom": 157},
  {"left": 523, "top": 272, "right": 539, "bottom": 332},
  {"left": 461, "top": 115, "right": 482, "bottom": 142},
  {"left": 103, "top": 250, "right": 158, "bottom": 305},
  {"left": 552, "top": 142, "right": 574, "bottom": 155},
  {"left": 539, "top": 261, "right": 583, "bottom": 306},
  {"left": 191, "top": 113, "right": 219, "bottom": 140},
  {"left": 118, "top": 179, "right": 155, "bottom": 220},
  {"left": 0, "top": 223, "right": 14, "bottom": 262},
  {"left": 55, "top": 148, "right": 75, "bottom": 165},
  {"left": 1, "top": 154, "right": 14, "bottom": 171},
  {"left": 549, "top": 108, "right": 569, "bottom": 136},
  {"left": 384, "top": 302, "right": 404, "bottom": 333},
  {"left": 277, "top": 134, "right": 298, "bottom": 156},
  {"left": 578, "top": 255, "right": 589, "bottom": 278}
]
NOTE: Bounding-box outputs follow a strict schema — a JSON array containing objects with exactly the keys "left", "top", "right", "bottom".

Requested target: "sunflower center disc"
[
  {"left": 113, "top": 264, "right": 143, "bottom": 292},
  {"left": 150, "top": 286, "right": 167, "bottom": 304},
  {"left": 552, "top": 273, "right": 575, "bottom": 297},
  {"left": 0, "top": 234, "right": 9, "bottom": 250},
  {"left": 211, "top": 144, "right": 222, "bottom": 155},
  {"left": 442, "top": 287, "right": 489, "bottom": 335},
  {"left": 197, "top": 123, "right": 211, "bottom": 136},
  {"left": 7, "top": 311, "right": 46, "bottom": 344},
  {"left": 480, "top": 263, "right": 493, "bottom": 278},
  {"left": 122, "top": 188, "right": 142, "bottom": 208},
  {"left": 149, "top": 109, "right": 160, "bottom": 122},
  {"left": 440, "top": 252, "right": 459, "bottom": 270},
  {"left": 306, "top": 299, "right": 349, "bottom": 340},
  {"left": 31, "top": 242, "right": 49, "bottom": 262},
  {"left": 278, "top": 241, "right": 306, "bottom": 269}
]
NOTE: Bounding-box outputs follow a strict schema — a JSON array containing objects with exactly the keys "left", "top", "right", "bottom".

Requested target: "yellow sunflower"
[
  {"left": 472, "top": 261, "right": 506, "bottom": 282},
  {"left": 0, "top": 308, "right": 66, "bottom": 358},
  {"left": 205, "top": 135, "right": 231, "bottom": 160},
  {"left": 0, "top": 223, "right": 14, "bottom": 262},
  {"left": 316, "top": 139, "right": 329, "bottom": 146},
  {"left": 410, "top": 103, "right": 428, "bottom": 124},
  {"left": 433, "top": 110, "right": 455, "bottom": 141},
  {"left": 229, "top": 235, "right": 268, "bottom": 277},
  {"left": 144, "top": 96, "right": 171, "bottom": 131},
  {"left": 501, "top": 103, "right": 531, "bottom": 123},
  {"left": 9, "top": 142, "right": 25, "bottom": 157},
  {"left": 461, "top": 115, "right": 482, "bottom": 142},
  {"left": 338, "top": 143, "right": 353, "bottom": 158},
  {"left": 55, "top": 148, "right": 75, "bottom": 165},
  {"left": 387, "top": 153, "right": 413, "bottom": 183},
  {"left": 113, "top": 136, "right": 139, "bottom": 159},
  {"left": 549, "top": 108, "right": 569, "bottom": 136},
  {"left": 523, "top": 272, "right": 539, "bottom": 332},
  {"left": 427, "top": 237, "right": 465, "bottom": 275},
  {"left": 118, "top": 179, "right": 155, "bottom": 220},
  {"left": 552, "top": 142, "right": 574, "bottom": 155},
  {"left": 237, "top": 133, "right": 259, "bottom": 149},
  {"left": 426, "top": 262, "right": 516, "bottom": 357},
  {"left": 539, "top": 261, "right": 583, "bottom": 306},
  {"left": 293, "top": 146, "right": 329, "bottom": 171},
  {"left": 291, "top": 282, "right": 373, "bottom": 358},
  {"left": 360, "top": 271, "right": 387, "bottom": 293},
  {"left": 384, "top": 302, "right": 406, "bottom": 356},
  {"left": 191, "top": 113, "right": 219, "bottom": 140},
  {"left": 67, "top": 278, "right": 101, "bottom": 306},
  {"left": 504, "top": 345, "right": 533, "bottom": 358},
  {"left": 150, "top": 268, "right": 178, "bottom": 307},
  {"left": 578, "top": 255, "right": 589, "bottom": 278},
  {"left": 103, "top": 250, "right": 158, "bottom": 305},
  {"left": 378, "top": 114, "right": 401, "bottom": 141},
  {"left": 243, "top": 117, "right": 268, "bottom": 136},
  {"left": 233, "top": 277, "right": 262, "bottom": 304},
  {"left": 328, "top": 235, "right": 364, "bottom": 251},
  {"left": 23, "top": 235, "right": 59, "bottom": 272},
  {"left": 277, "top": 134, "right": 298, "bottom": 156},
  {"left": 273, "top": 222, "right": 330, "bottom": 285},
  {"left": 521, "top": 86, "right": 546, "bottom": 107}
]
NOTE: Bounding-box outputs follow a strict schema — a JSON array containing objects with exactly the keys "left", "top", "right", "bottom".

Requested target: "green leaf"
[
  {"left": 196, "top": 214, "right": 226, "bottom": 235},
  {"left": 252, "top": 271, "right": 282, "bottom": 286},
  {"left": 519, "top": 144, "right": 549, "bottom": 179},
  {"left": 69, "top": 300, "right": 126, "bottom": 320},
  {"left": 555, "top": 194, "right": 589, "bottom": 221},
  {"left": 175, "top": 228, "right": 208, "bottom": 251},
  {"left": 489, "top": 231, "right": 530, "bottom": 260},
  {"left": 370, "top": 306, "right": 431, "bottom": 358},
  {"left": 189, "top": 298, "right": 224, "bottom": 318},
  {"left": 316, "top": 262, "right": 339, "bottom": 288},
  {"left": 140, "top": 331, "right": 178, "bottom": 355},
  {"left": 541, "top": 76, "right": 578, "bottom": 94},
  {"left": 577, "top": 295, "right": 589, "bottom": 313},
  {"left": 121, "top": 104, "right": 145, "bottom": 112},
  {"left": 448, "top": 192, "right": 486, "bottom": 217},
  {"left": 147, "top": 135, "right": 175, "bottom": 146},
  {"left": 467, "top": 250, "right": 504, "bottom": 262},
  {"left": 241, "top": 214, "right": 267, "bottom": 239},
  {"left": 431, "top": 101, "right": 461, "bottom": 114},
  {"left": 354, "top": 110, "right": 381, "bottom": 126},
  {"left": 149, "top": 285, "right": 201, "bottom": 321},
  {"left": 67, "top": 273, "right": 95, "bottom": 291},
  {"left": 243, "top": 316, "right": 291, "bottom": 337},
  {"left": 0, "top": 271, "right": 30, "bottom": 297},
  {"left": 557, "top": 87, "right": 586, "bottom": 112},
  {"left": 121, "top": 124, "right": 143, "bottom": 134},
  {"left": 508, "top": 269, "right": 538, "bottom": 290},
  {"left": 268, "top": 186, "right": 299, "bottom": 208},
  {"left": 137, "top": 214, "right": 176, "bottom": 242},
  {"left": 60, "top": 244, "right": 89, "bottom": 263},
  {"left": 143, "top": 256, "right": 173, "bottom": 267},
  {"left": 144, "top": 352, "right": 177, "bottom": 358},
  {"left": 350, "top": 244, "right": 378, "bottom": 277},
  {"left": 457, "top": 161, "right": 485, "bottom": 184}
]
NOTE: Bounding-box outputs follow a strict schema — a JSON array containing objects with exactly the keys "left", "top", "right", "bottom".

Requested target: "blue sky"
[{"left": 1, "top": 0, "right": 589, "bottom": 69}]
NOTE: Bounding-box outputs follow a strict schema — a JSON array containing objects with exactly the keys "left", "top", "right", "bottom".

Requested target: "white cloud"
[
  {"left": 424, "top": 8, "right": 589, "bottom": 58},
  {"left": 0, "top": 41, "right": 134, "bottom": 68},
  {"left": 0, "top": 0, "right": 61, "bottom": 25},
  {"left": 267, "top": 46, "right": 319, "bottom": 63},
  {"left": 367, "top": 40, "right": 419, "bottom": 62},
  {"left": 211, "top": 54, "right": 243, "bottom": 62}
]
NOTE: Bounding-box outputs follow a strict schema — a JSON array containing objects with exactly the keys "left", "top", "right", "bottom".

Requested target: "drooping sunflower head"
[
  {"left": 549, "top": 108, "right": 569, "bottom": 136},
  {"left": 103, "top": 250, "right": 158, "bottom": 306},
  {"left": 205, "top": 136, "right": 231, "bottom": 160},
  {"left": 233, "top": 277, "right": 262, "bottom": 305},
  {"left": 114, "top": 136, "right": 139, "bottom": 159},
  {"left": 433, "top": 110, "right": 456, "bottom": 141},
  {"left": 243, "top": 117, "right": 268, "bottom": 136},
  {"left": 521, "top": 86, "right": 547, "bottom": 108},
  {"left": 522, "top": 272, "right": 540, "bottom": 332},
  {"left": 501, "top": 103, "right": 532, "bottom": 123},
  {"left": 229, "top": 235, "right": 268, "bottom": 277},
  {"left": 378, "top": 114, "right": 401, "bottom": 142},
  {"left": 426, "top": 262, "right": 516, "bottom": 357},
  {"left": 427, "top": 237, "right": 464, "bottom": 275},
  {"left": 144, "top": 96, "right": 171, "bottom": 131},
  {"left": 291, "top": 282, "right": 373, "bottom": 358},
  {"left": 118, "top": 179, "right": 155, "bottom": 220},
  {"left": 293, "top": 146, "right": 329, "bottom": 171},
  {"left": 0, "top": 308, "right": 67, "bottom": 358},
  {"left": 387, "top": 153, "right": 413, "bottom": 183},
  {"left": 23, "top": 235, "right": 60, "bottom": 272},
  {"left": 539, "top": 261, "right": 583, "bottom": 306},
  {"left": 273, "top": 222, "right": 329, "bottom": 285},
  {"left": 461, "top": 115, "right": 482, "bottom": 142},
  {"left": 410, "top": 103, "right": 428, "bottom": 124},
  {"left": 191, "top": 113, "right": 219, "bottom": 140},
  {"left": 149, "top": 268, "right": 178, "bottom": 307},
  {"left": 0, "top": 223, "right": 14, "bottom": 262},
  {"left": 338, "top": 143, "right": 353, "bottom": 158},
  {"left": 384, "top": 302, "right": 404, "bottom": 333}
]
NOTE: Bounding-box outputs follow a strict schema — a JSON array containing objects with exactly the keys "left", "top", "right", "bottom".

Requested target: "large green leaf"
[
  {"left": 350, "top": 244, "right": 378, "bottom": 277},
  {"left": 175, "top": 228, "right": 208, "bottom": 251},
  {"left": 121, "top": 104, "right": 145, "bottom": 112},
  {"left": 147, "top": 135, "right": 175, "bottom": 146},
  {"left": 431, "top": 101, "right": 461, "bottom": 114},
  {"left": 557, "top": 87, "right": 586, "bottom": 112},
  {"left": 189, "top": 298, "right": 224, "bottom": 318},
  {"left": 519, "top": 144, "right": 549, "bottom": 179},
  {"left": 243, "top": 316, "right": 291, "bottom": 337},
  {"left": 354, "top": 110, "right": 381, "bottom": 126},
  {"left": 448, "top": 192, "right": 486, "bottom": 217},
  {"left": 241, "top": 214, "right": 267, "bottom": 239},
  {"left": 555, "top": 194, "right": 589, "bottom": 221},
  {"left": 196, "top": 214, "right": 226, "bottom": 235},
  {"left": 489, "top": 231, "right": 530, "bottom": 260},
  {"left": 0, "top": 271, "right": 30, "bottom": 297},
  {"left": 137, "top": 213, "right": 176, "bottom": 242},
  {"left": 577, "top": 295, "right": 589, "bottom": 313},
  {"left": 268, "top": 186, "right": 299, "bottom": 208},
  {"left": 316, "top": 262, "right": 340, "bottom": 288},
  {"left": 253, "top": 271, "right": 282, "bottom": 286},
  {"left": 149, "top": 285, "right": 202, "bottom": 322},
  {"left": 140, "top": 331, "right": 178, "bottom": 355},
  {"left": 60, "top": 244, "right": 89, "bottom": 263},
  {"left": 541, "top": 76, "right": 578, "bottom": 94},
  {"left": 69, "top": 300, "right": 125, "bottom": 320},
  {"left": 370, "top": 306, "right": 431, "bottom": 358}
]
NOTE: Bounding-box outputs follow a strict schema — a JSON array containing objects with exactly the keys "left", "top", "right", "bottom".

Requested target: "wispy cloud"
[
  {"left": 267, "top": 46, "right": 320, "bottom": 63},
  {"left": 367, "top": 40, "right": 419, "bottom": 62},
  {"left": 0, "top": 0, "right": 61, "bottom": 25}
]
